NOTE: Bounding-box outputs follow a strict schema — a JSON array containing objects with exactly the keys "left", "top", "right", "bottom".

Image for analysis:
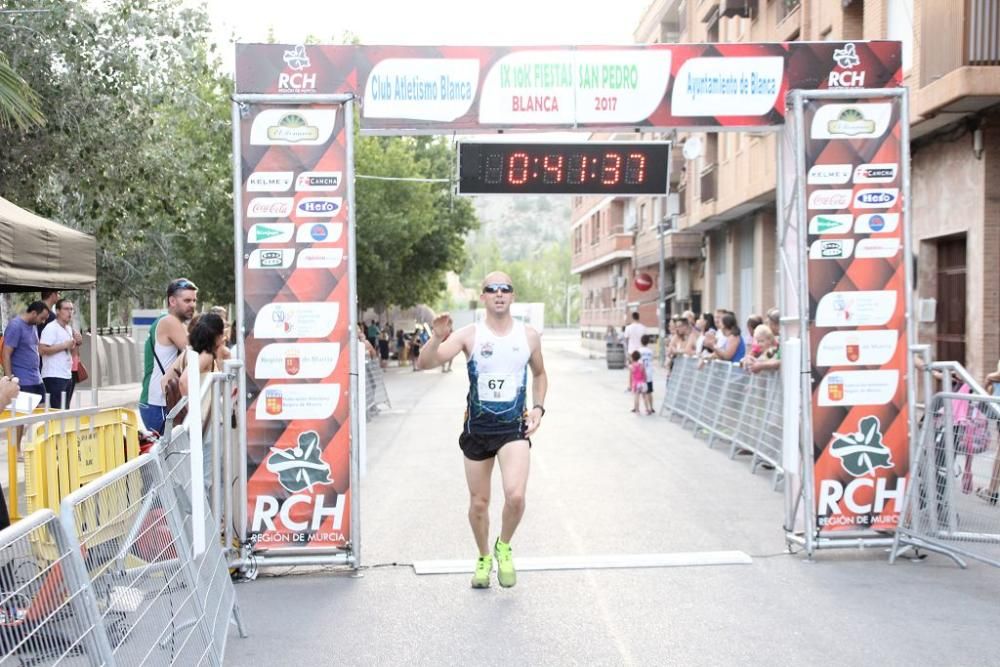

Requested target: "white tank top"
[{"left": 464, "top": 319, "right": 531, "bottom": 435}]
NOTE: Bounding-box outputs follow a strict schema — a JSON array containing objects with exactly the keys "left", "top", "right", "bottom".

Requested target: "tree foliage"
[
  {"left": 0, "top": 0, "right": 234, "bottom": 321},
  {"left": 354, "top": 132, "right": 477, "bottom": 310}
]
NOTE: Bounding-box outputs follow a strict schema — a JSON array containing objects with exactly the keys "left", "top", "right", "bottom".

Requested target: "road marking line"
[{"left": 412, "top": 550, "right": 752, "bottom": 575}]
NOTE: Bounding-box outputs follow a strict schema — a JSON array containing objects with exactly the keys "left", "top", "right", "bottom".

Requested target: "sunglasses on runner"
[{"left": 482, "top": 283, "right": 514, "bottom": 294}]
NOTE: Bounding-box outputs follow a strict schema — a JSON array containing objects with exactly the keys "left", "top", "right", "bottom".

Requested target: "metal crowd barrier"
[
  {"left": 890, "top": 391, "right": 1000, "bottom": 569},
  {"left": 365, "top": 359, "right": 391, "bottom": 418},
  {"left": 661, "top": 356, "right": 785, "bottom": 488},
  {"left": 0, "top": 509, "right": 108, "bottom": 665},
  {"left": 163, "top": 359, "right": 247, "bottom": 570},
  {"left": 0, "top": 440, "right": 246, "bottom": 665}
]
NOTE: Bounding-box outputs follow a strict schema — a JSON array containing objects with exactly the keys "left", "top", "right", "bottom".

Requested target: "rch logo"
[
  {"left": 266, "top": 431, "right": 334, "bottom": 493},
  {"left": 830, "top": 416, "right": 894, "bottom": 477},
  {"left": 279, "top": 44, "right": 316, "bottom": 92},
  {"left": 829, "top": 42, "right": 865, "bottom": 88}
]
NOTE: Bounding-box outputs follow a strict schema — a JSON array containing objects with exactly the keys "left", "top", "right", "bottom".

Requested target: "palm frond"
[{"left": 0, "top": 52, "right": 45, "bottom": 131}]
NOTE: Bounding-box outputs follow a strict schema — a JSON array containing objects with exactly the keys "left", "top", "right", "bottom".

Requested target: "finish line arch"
[{"left": 230, "top": 41, "right": 911, "bottom": 567}]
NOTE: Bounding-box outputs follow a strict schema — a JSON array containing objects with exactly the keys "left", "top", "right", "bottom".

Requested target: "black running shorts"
[{"left": 459, "top": 431, "right": 531, "bottom": 461}]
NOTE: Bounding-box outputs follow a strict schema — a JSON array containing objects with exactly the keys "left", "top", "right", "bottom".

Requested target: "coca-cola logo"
[
  {"left": 247, "top": 197, "right": 294, "bottom": 218},
  {"left": 807, "top": 189, "right": 852, "bottom": 210}
]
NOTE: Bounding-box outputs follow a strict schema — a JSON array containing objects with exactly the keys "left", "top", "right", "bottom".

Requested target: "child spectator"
[
  {"left": 630, "top": 350, "right": 648, "bottom": 414},
  {"left": 744, "top": 324, "right": 778, "bottom": 371}
]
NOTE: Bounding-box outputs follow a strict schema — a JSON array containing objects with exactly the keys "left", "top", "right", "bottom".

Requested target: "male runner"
[{"left": 417, "top": 271, "right": 547, "bottom": 589}]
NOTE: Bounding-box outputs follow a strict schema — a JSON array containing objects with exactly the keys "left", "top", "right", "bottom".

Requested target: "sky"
[{"left": 207, "top": 0, "right": 653, "bottom": 65}]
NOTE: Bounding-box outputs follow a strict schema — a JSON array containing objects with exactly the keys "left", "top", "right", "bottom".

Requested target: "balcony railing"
[
  {"left": 968, "top": 0, "right": 1000, "bottom": 65},
  {"left": 922, "top": 0, "right": 1000, "bottom": 86},
  {"left": 777, "top": 0, "right": 801, "bottom": 23}
]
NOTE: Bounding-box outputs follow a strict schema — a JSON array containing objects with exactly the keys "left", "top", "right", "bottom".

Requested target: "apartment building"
[{"left": 571, "top": 0, "right": 1000, "bottom": 378}]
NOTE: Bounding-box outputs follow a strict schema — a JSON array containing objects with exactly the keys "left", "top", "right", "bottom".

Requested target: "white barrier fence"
[
  {"left": 0, "top": 440, "right": 245, "bottom": 666},
  {"left": 891, "top": 390, "right": 1000, "bottom": 569},
  {"left": 660, "top": 356, "right": 784, "bottom": 489}
]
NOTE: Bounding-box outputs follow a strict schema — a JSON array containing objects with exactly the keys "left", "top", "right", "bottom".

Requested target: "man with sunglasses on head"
[
  {"left": 417, "top": 271, "right": 548, "bottom": 589},
  {"left": 139, "top": 278, "right": 198, "bottom": 435}
]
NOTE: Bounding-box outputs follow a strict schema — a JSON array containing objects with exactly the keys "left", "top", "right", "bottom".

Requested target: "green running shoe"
[
  {"left": 494, "top": 538, "right": 516, "bottom": 588},
  {"left": 471, "top": 555, "right": 492, "bottom": 589}
]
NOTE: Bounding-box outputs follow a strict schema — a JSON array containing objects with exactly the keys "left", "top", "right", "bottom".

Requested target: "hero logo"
[
  {"left": 278, "top": 44, "right": 316, "bottom": 92},
  {"left": 817, "top": 416, "right": 905, "bottom": 523},
  {"left": 853, "top": 163, "right": 897, "bottom": 184},
  {"left": 296, "top": 197, "right": 342, "bottom": 218},
  {"left": 829, "top": 43, "right": 865, "bottom": 88},
  {"left": 854, "top": 188, "right": 899, "bottom": 209}
]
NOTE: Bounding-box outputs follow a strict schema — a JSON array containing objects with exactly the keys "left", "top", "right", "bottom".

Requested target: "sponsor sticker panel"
[
  {"left": 240, "top": 102, "right": 353, "bottom": 552},
  {"left": 803, "top": 95, "right": 908, "bottom": 534},
  {"left": 815, "top": 330, "right": 899, "bottom": 367}
]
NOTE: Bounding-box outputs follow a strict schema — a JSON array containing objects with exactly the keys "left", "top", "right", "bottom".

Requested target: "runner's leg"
[
  {"left": 496, "top": 440, "right": 530, "bottom": 543},
  {"left": 464, "top": 456, "right": 495, "bottom": 555}
]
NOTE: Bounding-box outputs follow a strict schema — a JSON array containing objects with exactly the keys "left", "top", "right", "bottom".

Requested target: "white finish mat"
[{"left": 412, "top": 551, "right": 753, "bottom": 575}]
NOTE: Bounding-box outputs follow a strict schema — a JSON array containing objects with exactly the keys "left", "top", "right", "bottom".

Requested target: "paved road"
[{"left": 227, "top": 330, "right": 1000, "bottom": 666}]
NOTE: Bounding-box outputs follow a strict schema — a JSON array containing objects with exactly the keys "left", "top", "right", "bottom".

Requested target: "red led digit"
[
  {"left": 567, "top": 154, "right": 586, "bottom": 184},
  {"left": 625, "top": 152, "right": 647, "bottom": 184},
  {"left": 542, "top": 154, "right": 564, "bottom": 184},
  {"left": 507, "top": 152, "right": 529, "bottom": 185},
  {"left": 602, "top": 152, "right": 622, "bottom": 185}
]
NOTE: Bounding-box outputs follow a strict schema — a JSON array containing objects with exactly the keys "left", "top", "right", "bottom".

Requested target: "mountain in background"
[{"left": 467, "top": 195, "right": 572, "bottom": 263}]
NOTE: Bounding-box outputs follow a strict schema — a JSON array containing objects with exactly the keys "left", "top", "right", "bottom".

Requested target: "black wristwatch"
[{"left": 533, "top": 404, "right": 546, "bottom": 416}]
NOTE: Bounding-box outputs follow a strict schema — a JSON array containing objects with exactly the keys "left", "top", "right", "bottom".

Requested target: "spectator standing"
[
  {"left": 378, "top": 330, "right": 390, "bottom": 369},
  {"left": 410, "top": 327, "right": 424, "bottom": 371},
  {"left": 766, "top": 308, "right": 780, "bottom": 338},
  {"left": 622, "top": 312, "right": 645, "bottom": 390},
  {"left": 2, "top": 301, "right": 49, "bottom": 402},
  {"left": 39, "top": 298, "right": 80, "bottom": 408},
  {"left": 695, "top": 312, "right": 717, "bottom": 357},
  {"left": 139, "top": 278, "right": 198, "bottom": 435},
  {"left": 366, "top": 320, "right": 380, "bottom": 351},
  {"left": 35, "top": 290, "right": 60, "bottom": 338},
  {"left": 745, "top": 314, "right": 764, "bottom": 348},
  {"left": 712, "top": 313, "right": 745, "bottom": 365},
  {"left": 749, "top": 312, "right": 782, "bottom": 374},
  {"left": 358, "top": 325, "right": 377, "bottom": 360},
  {"left": 396, "top": 329, "right": 407, "bottom": 366},
  {"left": 640, "top": 335, "right": 655, "bottom": 415},
  {"left": 209, "top": 306, "right": 233, "bottom": 361}
]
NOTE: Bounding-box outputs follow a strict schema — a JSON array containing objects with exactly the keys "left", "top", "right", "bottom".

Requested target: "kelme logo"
[
  {"left": 266, "top": 431, "right": 333, "bottom": 493},
  {"left": 830, "top": 416, "right": 894, "bottom": 477}
]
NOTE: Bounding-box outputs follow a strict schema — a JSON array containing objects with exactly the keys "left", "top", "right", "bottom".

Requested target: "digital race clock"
[{"left": 457, "top": 142, "right": 670, "bottom": 195}]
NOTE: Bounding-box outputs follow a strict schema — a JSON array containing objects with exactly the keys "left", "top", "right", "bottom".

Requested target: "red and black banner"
[
  {"left": 802, "top": 96, "right": 908, "bottom": 533},
  {"left": 235, "top": 42, "right": 902, "bottom": 132},
  {"left": 238, "top": 104, "right": 352, "bottom": 551}
]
